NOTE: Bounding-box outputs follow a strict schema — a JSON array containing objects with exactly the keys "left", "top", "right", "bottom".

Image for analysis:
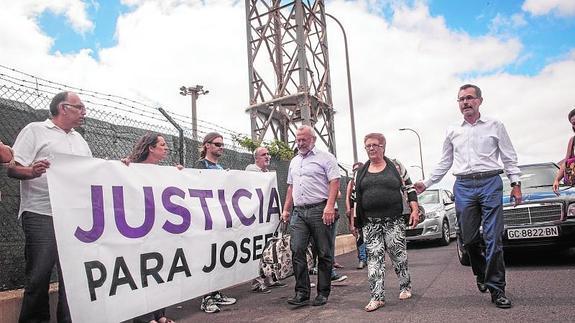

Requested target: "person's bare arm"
[
  {"left": 281, "top": 184, "right": 293, "bottom": 222},
  {"left": 7, "top": 160, "right": 50, "bottom": 180}
]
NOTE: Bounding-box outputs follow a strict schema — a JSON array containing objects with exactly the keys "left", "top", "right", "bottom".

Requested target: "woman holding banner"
[{"left": 124, "top": 132, "right": 179, "bottom": 323}]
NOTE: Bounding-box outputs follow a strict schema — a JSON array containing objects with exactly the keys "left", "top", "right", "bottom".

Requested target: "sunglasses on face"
[{"left": 210, "top": 142, "right": 224, "bottom": 148}]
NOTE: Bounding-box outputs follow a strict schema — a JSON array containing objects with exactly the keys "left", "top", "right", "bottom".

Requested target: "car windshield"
[
  {"left": 501, "top": 163, "right": 559, "bottom": 194},
  {"left": 418, "top": 190, "right": 440, "bottom": 204}
]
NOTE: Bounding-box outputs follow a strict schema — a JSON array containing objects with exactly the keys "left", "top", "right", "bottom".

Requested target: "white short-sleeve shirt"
[{"left": 12, "top": 119, "right": 93, "bottom": 217}]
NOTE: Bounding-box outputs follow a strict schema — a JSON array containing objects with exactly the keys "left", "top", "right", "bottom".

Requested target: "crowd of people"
[{"left": 2, "top": 83, "right": 572, "bottom": 322}]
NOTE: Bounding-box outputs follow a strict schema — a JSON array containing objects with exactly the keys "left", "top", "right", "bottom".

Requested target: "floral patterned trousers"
[{"left": 363, "top": 217, "right": 411, "bottom": 301}]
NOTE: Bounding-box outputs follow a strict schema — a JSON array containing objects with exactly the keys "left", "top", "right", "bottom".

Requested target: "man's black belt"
[
  {"left": 456, "top": 170, "right": 503, "bottom": 180},
  {"left": 294, "top": 200, "right": 327, "bottom": 210}
]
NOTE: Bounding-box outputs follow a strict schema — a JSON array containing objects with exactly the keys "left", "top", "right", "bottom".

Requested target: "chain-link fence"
[{"left": 0, "top": 64, "right": 351, "bottom": 291}]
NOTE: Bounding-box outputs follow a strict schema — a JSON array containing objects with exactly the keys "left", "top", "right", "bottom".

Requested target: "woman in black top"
[{"left": 355, "top": 133, "right": 420, "bottom": 312}]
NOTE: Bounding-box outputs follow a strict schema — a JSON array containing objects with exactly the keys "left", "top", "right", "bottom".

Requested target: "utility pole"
[
  {"left": 326, "top": 13, "right": 357, "bottom": 163},
  {"left": 179, "top": 85, "right": 209, "bottom": 141},
  {"left": 399, "top": 128, "right": 425, "bottom": 179}
]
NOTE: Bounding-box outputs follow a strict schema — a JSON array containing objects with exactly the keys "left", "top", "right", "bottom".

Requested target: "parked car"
[
  {"left": 406, "top": 189, "right": 457, "bottom": 246},
  {"left": 457, "top": 162, "right": 575, "bottom": 265}
]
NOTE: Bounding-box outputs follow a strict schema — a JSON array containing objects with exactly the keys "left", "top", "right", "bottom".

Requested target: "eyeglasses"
[
  {"left": 365, "top": 144, "right": 383, "bottom": 149},
  {"left": 62, "top": 103, "right": 86, "bottom": 112},
  {"left": 457, "top": 95, "right": 478, "bottom": 102},
  {"left": 210, "top": 142, "right": 224, "bottom": 148}
]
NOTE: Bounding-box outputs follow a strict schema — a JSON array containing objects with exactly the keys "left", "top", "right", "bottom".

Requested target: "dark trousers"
[
  {"left": 290, "top": 204, "right": 334, "bottom": 298},
  {"left": 454, "top": 175, "right": 506, "bottom": 294},
  {"left": 19, "top": 212, "right": 71, "bottom": 323}
]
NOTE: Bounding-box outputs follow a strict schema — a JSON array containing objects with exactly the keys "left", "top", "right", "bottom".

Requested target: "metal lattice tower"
[{"left": 245, "top": 0, "right": 336, "bottom": 156}]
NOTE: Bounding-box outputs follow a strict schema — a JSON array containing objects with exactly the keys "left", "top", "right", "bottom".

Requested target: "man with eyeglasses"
[
  {"left": 194, "top": 132, "right": 237, "bottom": 313},
  {"left": 7, "top": 91, "right": 92, "bottom": 322},
  {"left": 245, "top": 146, "right": 271, "bottom": 173},
  {"left": 281, "top": 125, "right": 340, "bottom": 307},
  {"left": 414, "top": 84, "right": 522, "bottom": 309}
]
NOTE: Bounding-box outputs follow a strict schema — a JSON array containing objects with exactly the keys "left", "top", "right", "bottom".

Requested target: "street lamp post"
[
  {"left": 399, "top": 128, "right": 425, "bottom": 179},
  {"left": 326, "top": 13, "right": 358, "bottom": 164},
  {"left": 179, "top": 85, "right": 209, "bottom": 141}
]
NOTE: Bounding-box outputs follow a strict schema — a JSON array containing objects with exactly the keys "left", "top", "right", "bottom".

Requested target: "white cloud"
[
  {"left": 0, "top": 0, "right": 94, "bottom": 34},
  {"left": 0, "top": 0, "right": 574, "bottom": 186},
  {"left": 489, "top": 13, "right": 527, "bottom": 35},
  {"left": 522, "top": 0, "right": 575, "bottom": 17}
]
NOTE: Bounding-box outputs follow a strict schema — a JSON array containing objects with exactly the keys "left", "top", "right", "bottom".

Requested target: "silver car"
[{"left": 406, "top": 189, "right": 457, "bottom": 245}]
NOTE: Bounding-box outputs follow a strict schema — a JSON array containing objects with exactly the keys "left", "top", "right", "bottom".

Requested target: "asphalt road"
[{"left": 156, "top": 242, "right": 575, "bottom": 323}]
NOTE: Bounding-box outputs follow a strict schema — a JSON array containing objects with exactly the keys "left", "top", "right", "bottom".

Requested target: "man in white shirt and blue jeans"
[{"left": 414, "top": 84, "right": 522, "bottom": 309}]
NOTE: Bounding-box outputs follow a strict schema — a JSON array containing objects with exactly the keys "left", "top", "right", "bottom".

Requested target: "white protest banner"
[{"left": 47, "top": 154, "right": 281, "bottom": 322}]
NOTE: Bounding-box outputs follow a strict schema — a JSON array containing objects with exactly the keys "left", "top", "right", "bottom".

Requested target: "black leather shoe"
[
  {"left": 312, "top": 294, "right": 328, "bottom": 306},
  {"left": 476, "top": 276, "right": 487, "bottom": 293},
  {"left": 491, "top": 293, "right": 512, "bottom": 309},
  {"left": 287, "top": 293, "right": 309, "bottom": 306},
  {"left": 476, "top": 282, "right": 487, "bottom": 293}
]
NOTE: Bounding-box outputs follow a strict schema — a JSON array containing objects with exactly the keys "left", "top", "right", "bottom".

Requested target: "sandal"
[
  {"left": 364, "top": 300, "right": 385, "bottom": 312},
  {"left": 399, "top": 289, "right": 412, "bottom": 300}
]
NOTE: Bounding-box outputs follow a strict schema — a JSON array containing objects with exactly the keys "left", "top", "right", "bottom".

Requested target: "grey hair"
[
  {"left": 297, "top": 125, "right": 316, "bottom": 138},
  {"left": 253, "top": 146, "right": 267, "bottom": 159}
]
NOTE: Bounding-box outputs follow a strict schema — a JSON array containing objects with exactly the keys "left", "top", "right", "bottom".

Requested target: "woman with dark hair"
[
  {"left": 354, "top": 132, "right": 419, "bottom": 312},
  {"left": 125, "top": 132, "right": 177, "bottom": 323},
  {"left": 553, "top": 108, "right": 575, "bottom": 194}
]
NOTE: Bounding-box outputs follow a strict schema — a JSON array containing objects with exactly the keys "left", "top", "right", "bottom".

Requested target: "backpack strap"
[{"left": 384, "top": 156, "right": 405, "bottom": 188}]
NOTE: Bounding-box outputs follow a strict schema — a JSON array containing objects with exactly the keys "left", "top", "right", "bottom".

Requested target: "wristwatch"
[{"left": 510, "top": 181, "right": 521, "bottom": 188}]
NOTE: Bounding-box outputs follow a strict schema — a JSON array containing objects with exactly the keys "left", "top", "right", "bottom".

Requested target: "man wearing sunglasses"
[
  {"left": 194, "top": 132, "right": 237, "bottom": 313},
  {"left": 195, "top": 132, "right": 225, "bottom": 170},
  {"left": 414, "top": 84, "right": 522, "bottom": 309},
  {"left": 7, "top": 91, "right": 92, "bottom": 322}
]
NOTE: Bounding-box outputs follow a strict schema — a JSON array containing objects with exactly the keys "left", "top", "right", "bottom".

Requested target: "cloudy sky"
[{"left": 1, "top": 0, "right": 574, "bottom": 187}]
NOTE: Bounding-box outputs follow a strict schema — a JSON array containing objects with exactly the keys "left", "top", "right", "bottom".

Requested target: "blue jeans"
[
  {"left": 20, "top": 212, "right": 71, "bottom": 323},
  {"left": 290, "top": 204, "right": 334, "bottom": 298},
  {"left": 357, "top": 234, "right": 367, "bottom": 262},
  {"left": 454, "top": 175, "right": 506, "bottom": 294},
  {"left": 330, "top": 215, "right": 339, "bottom": 277}
]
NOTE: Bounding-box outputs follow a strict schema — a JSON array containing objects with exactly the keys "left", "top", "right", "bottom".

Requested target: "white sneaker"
[
  {"left": 331, "top": 274, "right": 348, "bottom": 282},
  {"left": 200, "top": 296, "right": 220, "bottom": 313},
  {"left": 212, "top": 291, "right": 237, "bottom": 305}
]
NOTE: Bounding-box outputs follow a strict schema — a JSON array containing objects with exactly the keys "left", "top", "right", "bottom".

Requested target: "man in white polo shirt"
[{"left": 8, "top": 91, "right": 92, "bottom": 323}]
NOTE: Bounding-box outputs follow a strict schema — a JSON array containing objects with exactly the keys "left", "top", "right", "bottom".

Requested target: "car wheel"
[
  {"left": 438, "top": 219, "right": 450, "bottom": 246},
  {"left": 456, "top": 235, "right": 470, "bottom": 266}
]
